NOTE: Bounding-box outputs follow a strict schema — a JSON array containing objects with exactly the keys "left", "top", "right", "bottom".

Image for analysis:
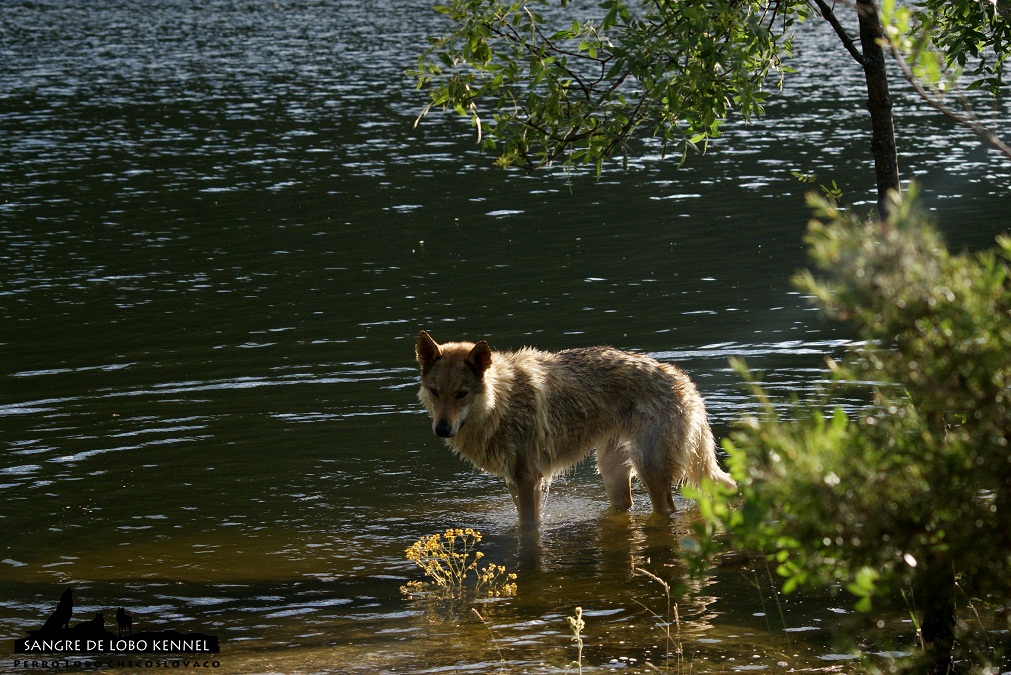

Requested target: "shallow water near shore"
[{"left": 2, "top": 0, "right": 1009, "bottom": 672}]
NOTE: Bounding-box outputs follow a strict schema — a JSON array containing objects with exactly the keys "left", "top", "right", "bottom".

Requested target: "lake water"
[{"left": 1, "top": 1, "right": 1008, "bottom": 673}]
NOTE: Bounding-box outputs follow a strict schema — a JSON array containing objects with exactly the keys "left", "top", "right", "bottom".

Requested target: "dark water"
[{"left": 2, "top": 1, "right": 1008, "bottom": 673}]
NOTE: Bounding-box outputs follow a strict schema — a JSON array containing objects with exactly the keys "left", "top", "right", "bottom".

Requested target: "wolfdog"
[{"left": 415, "top": 331, "right": 735, "bottom": 529}]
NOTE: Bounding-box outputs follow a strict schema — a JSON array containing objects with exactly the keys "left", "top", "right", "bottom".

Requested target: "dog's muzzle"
[{"left": 434, "top": 421, "right": 454, "bottom": 438}]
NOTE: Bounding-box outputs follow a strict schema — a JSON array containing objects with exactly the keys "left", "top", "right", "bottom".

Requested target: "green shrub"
[{"left": 690, "top": 189, "right": 1011, "bottom": 672}]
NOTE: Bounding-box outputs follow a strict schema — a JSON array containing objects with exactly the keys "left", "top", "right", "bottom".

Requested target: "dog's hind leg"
[
  {"left": 640, "top": 471, "right": 677, "bottom": 515},
  {"left": 630, "top": 426, "right": 679, "bottom": 515},
  {"left": 597, "top": 439, "right": 633, "bottom": 511}
]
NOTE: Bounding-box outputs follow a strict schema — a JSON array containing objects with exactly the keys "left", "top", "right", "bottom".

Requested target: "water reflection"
[{"left": 2, "top": 0, "right": 1008, "bottom": 671}]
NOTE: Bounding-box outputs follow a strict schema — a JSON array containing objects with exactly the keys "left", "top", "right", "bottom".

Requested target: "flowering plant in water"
[{"left": 401, "top": 528, "right": 517, "bottom": 599}]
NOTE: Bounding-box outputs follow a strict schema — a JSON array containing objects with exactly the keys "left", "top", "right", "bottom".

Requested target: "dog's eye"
[
  {"left": 429, "top": 388, "right": 440, "bottom": 399},
  {"left": 456, "top": 390, "right": 468, "bottom": 399}
]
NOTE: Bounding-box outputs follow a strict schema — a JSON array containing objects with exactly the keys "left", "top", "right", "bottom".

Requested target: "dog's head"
[{"left": 415, "top": 330, "right": 492, "bottom": 439}]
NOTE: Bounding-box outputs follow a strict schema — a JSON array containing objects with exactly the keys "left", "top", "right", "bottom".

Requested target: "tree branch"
[
  {"left": 886, "top": 41, "right": 1011, "bottom": 161},
  {"left": 813, "top": 0, "right": 865, "bottom": 66}
]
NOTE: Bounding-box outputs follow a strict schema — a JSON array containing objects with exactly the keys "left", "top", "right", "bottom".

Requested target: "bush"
[{"left": 690, "top": 189, "right": 1011, "bottom": 673}]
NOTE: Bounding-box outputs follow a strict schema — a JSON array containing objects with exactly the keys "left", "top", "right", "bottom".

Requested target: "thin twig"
[{"left": 471, "top": 609, "right": 508, "bottom": 674}]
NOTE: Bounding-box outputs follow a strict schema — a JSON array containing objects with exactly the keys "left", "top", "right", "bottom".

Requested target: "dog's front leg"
[{"left": 507, "top": 473, "right": 543, "bottom": 530}]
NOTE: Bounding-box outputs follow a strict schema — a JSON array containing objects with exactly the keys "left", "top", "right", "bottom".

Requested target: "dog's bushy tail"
[{"left": 685, "top": 414, "right": 737, "bottom": 490}]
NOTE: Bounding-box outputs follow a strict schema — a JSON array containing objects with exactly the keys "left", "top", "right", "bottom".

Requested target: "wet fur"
[{"left": 415, "top": 331, "right": 735, "bottom": 530}]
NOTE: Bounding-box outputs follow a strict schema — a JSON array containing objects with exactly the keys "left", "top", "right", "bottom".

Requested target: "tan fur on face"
[{"left": 416, "top": 332, "right": 494, "bottom": 439}]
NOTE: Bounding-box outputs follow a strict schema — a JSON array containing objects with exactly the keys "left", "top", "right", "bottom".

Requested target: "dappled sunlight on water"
[{"left": 147, "top": 501, "right": 915, "bottom": 673}]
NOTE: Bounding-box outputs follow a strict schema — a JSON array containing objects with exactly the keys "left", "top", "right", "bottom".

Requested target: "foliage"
[
  {"left": 411, "top": 0, "right": 808, "bottom": 171},
  {"left": 412, "top": 0, "right": 1011, "bottom": 173},
  {"left": 401, "top": 528, "right": 518, "bottom": 599},
  {"left": 791, "top": 170, "right": 843, "bottom": 202},
  {"left": 888, "top": 0, "right": 1011, "bottom": 97},
  {"left": 689, "top": 189, "right": 1011, "bottom": 669}
]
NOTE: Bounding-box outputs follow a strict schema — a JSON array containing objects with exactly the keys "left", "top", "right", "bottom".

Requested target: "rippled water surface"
[{"left": 2, "top": 1, "right": 1009, "bottom": 673}]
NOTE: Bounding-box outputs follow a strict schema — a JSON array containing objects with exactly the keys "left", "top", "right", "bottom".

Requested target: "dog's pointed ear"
[
  {"left": 416, "top": 330, "right": 442, "bottom": 370},
  {"left": 466, "top": 340, "right": 493, "bottom": 376}
]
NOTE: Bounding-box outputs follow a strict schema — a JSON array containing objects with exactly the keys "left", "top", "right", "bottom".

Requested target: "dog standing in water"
[{"left": 415, "top": 331, "right": 735, "bottom": 530}]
